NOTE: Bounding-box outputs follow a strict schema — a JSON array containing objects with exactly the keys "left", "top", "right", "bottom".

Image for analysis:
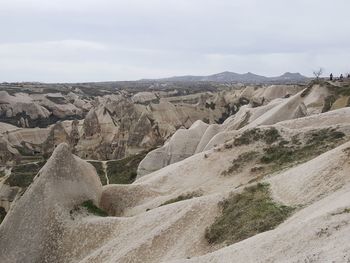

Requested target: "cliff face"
[{"left": 0, "top": 91, "right": 88, "bottom": 128}]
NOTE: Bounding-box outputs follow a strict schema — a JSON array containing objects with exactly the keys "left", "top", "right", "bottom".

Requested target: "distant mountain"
[
  {"left": 152, "top": 71, "right": 309, "bottom": 84},
  {"left": 271, "top": 72, "right": 308, "bottom": 82}
]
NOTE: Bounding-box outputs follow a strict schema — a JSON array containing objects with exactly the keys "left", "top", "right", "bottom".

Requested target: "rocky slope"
[
  {"left": 0, "top": 80, "right": 350, "bottom": 263},
  {"left": 138, "top": 80, "right": 349, "bottom": 176},
  {"left": 0, "top": 82, "right": 306, "bottom": 163}
]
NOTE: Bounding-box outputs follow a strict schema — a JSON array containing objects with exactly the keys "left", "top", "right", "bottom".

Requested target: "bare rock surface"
[{"left": 0, "top": 143, "right": 102, "bottom": 263}]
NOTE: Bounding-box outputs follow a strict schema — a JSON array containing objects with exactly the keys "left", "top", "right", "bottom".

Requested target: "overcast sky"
[{"left": 0, "top": 0, "right": 349, "bottom": 82}]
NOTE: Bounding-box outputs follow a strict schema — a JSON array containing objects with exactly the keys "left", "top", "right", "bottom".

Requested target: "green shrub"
[
  {"left": 160, "top": 191, "right": 202, "bottom": 206},
  {"left": 205, "top": 183, "right": 294, "bottom": 245},
  {"left": 81, "top": 200, "right": 108, "bottom": 217}
]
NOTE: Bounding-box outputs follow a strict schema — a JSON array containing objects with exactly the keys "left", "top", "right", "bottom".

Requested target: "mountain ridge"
[{"left": 146, "top": 71, "right": 309, "bottom": 84}]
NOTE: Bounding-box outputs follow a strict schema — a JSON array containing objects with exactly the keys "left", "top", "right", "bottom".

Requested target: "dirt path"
[{"left": 102, "top": 161, "right": 109, "bottom": 185}]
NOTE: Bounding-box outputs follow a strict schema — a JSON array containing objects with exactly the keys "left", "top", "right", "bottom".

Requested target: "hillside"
[{"left": 0, "top": 79, "right": 350, "bottom": 262}]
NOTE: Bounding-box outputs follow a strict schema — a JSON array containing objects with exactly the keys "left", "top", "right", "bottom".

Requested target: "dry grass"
[{"left": 205, "top": 183, "right": 294, "bottom": 245}]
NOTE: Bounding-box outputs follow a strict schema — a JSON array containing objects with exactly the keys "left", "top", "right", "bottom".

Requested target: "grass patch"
[
  {"left": 222, "top": 151, "right": 259, "bottom": 175},
  {"left": 81, "top": 200, "right": 108, "bottom": 217},
  {"left": 260, "top": 128, "right": 345, "bottom": 170},
  {"left": 306, "top": 128, "right": 345, "bottom": 144},
  {"left": 4, "top": 161, "right": 46, "bottom": 188},
  {"left": 332, "top": 85, "right": 350, "bottom": 97},
  {"left": 106, "top": 149, "right": 152, "bottom": 184},
  {"left": 234, "top": 128, "right": 281, "bottom": 146},
  {"left": 160, "top": 191, "right": 202, "bottom": 206},
  {"left": 205, "top": 183, "right": 294, "bottom": 245},
  {"left": 87, "top": 161, "right": 107, "bottom": 185}
]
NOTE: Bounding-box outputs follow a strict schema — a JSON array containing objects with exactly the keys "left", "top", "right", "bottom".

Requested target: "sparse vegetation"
[
  {"left": 106, "top": 150, "right": 152, "bottom": 184},
  {"left": 322, "top": 82, "right": 350, "bottom": 111},
  {"left": 0, "top": 207, "right": 6, "bottom": 224},
  {"left": 322, "top": 95, "right": 336, "bottom": 112},
  {"left": 160, "top": 191, "right": 203, "bottom": 206},
  {"left": 260, "top": 128, "right": 345, "bottom": 170},
  {"left": 205, "top": 183, "right": 294, "bottom": 245},
  {"left": 331, "top": 208, "right": 350, "bottom": 216},
  {"left": 80, "top": 200, "right": 108, "bottom": 217},
  {"left": 327, "top": 83, "right": 350, "bottom": 97},
  {"left": 87, "top": 161, "right": 107, "bottom": 185},
  {"left": 222, "top": 127, "right": 346, "bottom": 182},
  {"left": 237, "top": 112, "right": 251, "bottom": 129},
  {"left": 291, "top": 135, "right": 301, "bottom": 145},
  {"left": 234, "top": 128, "right": 281, "bottom": 146},
  {"left": 222, "top": 151, "right": 259, "bottom": 175},
  {"left": 4, "top": 161, "right": 46, "bottom": 188},
  {"left": 260, "top": 145, "right": 294, "bottom": 165},
  {"left": 306, "top": 128, "right": 345, "bottom": 144}
]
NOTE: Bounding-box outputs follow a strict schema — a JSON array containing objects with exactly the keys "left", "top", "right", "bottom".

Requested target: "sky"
[{"left": 0, "top": 0, "right": 349, "bottom": 82}]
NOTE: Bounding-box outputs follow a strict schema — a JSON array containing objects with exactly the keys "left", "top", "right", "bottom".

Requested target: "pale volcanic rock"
[
  {"left": 0, "top": 143, "right": 102, "bottom": 263},
  {"left": 132, "top": 92, "right": 158, "bottom": 104},
  {"left": 137, "top": 120, "right": 209, "bottom": 177},
  {"left": 1, "top": 102, "right": 350, "bottom": 262},
  {"left": 0, "top": 91, "right": 50, "bottom": 121},
  {"left": 137, "top": 84, "right": 349, "bottom": 177}
]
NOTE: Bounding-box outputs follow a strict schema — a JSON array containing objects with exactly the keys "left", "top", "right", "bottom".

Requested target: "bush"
[
  {"left": 81, "top": 200, "right": 108, "bottom": 217},
  {"left": 205, "top": 183, "right": 293, "bottom": 245}
]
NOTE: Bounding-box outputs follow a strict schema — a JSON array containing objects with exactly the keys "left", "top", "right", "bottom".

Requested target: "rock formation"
[
  {"left": 1, "top": 77, "right": 350, "bottom": 262},
  {"left": 0, "top": 144, "right": 102, "bottom": 263},
  {"left": 137, "top": 82, "right": 347, "bottom": 177}
]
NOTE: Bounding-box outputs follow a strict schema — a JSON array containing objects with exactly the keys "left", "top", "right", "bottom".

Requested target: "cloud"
[{"left": 0, "top": 0, "right": 349, "bottom": 81}]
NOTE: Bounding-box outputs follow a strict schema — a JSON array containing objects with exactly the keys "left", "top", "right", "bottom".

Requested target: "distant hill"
[{"left": 150, "top": 71, "right": 309, "bottom": 84}]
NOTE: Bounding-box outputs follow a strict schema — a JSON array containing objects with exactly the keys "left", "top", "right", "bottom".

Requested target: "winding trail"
[{"left": 102, "top": 161, "right": 109, "bottom": 185}]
